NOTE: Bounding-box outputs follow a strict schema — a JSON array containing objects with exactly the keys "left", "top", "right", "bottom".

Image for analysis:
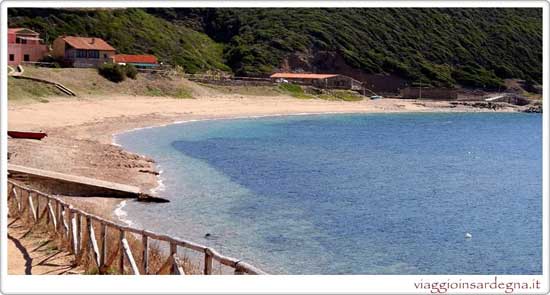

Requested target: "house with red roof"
[
  {"left": 112, "top": 54, "right": 159, "bottom": 69},
  {"left": 52, "top": 36, "right": 116, "bottom": 68},
  {"left": 7, "top": 28, "right": 49, "bottom": 65}
]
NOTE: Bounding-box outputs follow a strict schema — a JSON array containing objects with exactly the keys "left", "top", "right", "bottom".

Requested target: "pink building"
[{"left": 8, "top": 28, "right": 49, "bottom": 66}]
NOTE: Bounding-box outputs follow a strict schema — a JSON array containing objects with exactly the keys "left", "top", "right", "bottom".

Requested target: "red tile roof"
[
  {"left": 8, "top": 28, "right": 24, "bottom": 33},
  {"left": 62, "top": 36, "right": 115, "bottom": 51},
  {"left": 270, "top": 73, "right": 340, "bottom": 79},
  {"left": 8, "top": 28, "right": 39, "bottom": 35},
  {"left": 113, "top": 54, "right": 158, "bottom": 64}
]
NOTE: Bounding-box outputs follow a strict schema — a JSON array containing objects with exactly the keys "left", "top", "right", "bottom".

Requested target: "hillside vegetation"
[
  {"left": 9, "top": 8, "right": 542, "bottom": 89},
  {"left": 8, "top": 8, "right": 228, "bottom": 73}
]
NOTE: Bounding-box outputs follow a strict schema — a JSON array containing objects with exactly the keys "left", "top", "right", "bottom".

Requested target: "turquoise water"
[{"left": 115, "top": 113, "right": 542, "bottom": 274}]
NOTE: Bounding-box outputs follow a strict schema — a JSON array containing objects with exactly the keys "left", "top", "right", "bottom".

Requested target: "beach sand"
[{"left": 7, "top": 92, "right": 520, "bottom": 221}]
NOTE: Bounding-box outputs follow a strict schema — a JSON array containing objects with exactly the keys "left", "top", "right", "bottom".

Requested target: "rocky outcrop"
[
  {"left": 523, "top": 103, "right": 543, "bottom": 113},
  {"left": 450, "top": 101, "right": 511, "bottom": 110}
]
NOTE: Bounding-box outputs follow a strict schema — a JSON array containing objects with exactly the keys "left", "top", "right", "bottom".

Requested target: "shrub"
[
  {"left": 278, "top": 83, "right": 314, "bottom": 99},
  {"left": 125, "top": 64, "right": 138, "bottom": 79},
  {"left": 98, "top": 63, "right": 127, "bottom": 83},
  {"left": 39, "top": 55, "right": 66, "bottom": 68}
]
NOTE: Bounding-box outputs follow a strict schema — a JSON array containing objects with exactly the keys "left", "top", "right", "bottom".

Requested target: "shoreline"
[{"left": 8, "top": 94, "right": 526, "bottom": 222}]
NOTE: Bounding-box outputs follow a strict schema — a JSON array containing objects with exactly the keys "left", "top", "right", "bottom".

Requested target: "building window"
[
  {"left": 87, "top": 50, "right": 99, "bottom": 59},
  {"left": 9, "top": 54, "right": 14, "bottom": 61},
  {"left": 24, "top": 54, "right": 30, "bottom": 62},
  {"left": 104, "top": 53, "right": 108, "bottom": 59},
  {"left": 76, "top": 50, "right": 87, "bottom": 58}
]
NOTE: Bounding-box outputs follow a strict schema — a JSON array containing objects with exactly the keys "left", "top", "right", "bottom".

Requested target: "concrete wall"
[
  {"left": 277, "top": 76, "right": 358, "bottom": 90},
  {"left": 312, "top": 76, "right": 354, "bottom": 89},
  {"left": 363, "top": 74, "right": 409, "bottom": 94},
  {"left": 190, "top": 77, "right": 275, "bottom": 87},
  {"left": 400, "top": 87, "right": 458, "bottom": 100}
]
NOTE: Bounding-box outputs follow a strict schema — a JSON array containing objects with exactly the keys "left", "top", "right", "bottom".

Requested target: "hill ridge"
[{"left": 9, "top": 8, "right": 542, "bottom": 90}]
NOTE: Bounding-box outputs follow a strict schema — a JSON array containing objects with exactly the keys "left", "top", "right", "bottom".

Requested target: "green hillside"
[
  {"left": 8, "top": 8, "right": 229, "bottom": 73},
  {"left": 9, "top": 8, "right": 542, "bottom": 89}
]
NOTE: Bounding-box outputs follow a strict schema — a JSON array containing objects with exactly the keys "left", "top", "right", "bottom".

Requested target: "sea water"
[{"left": 115, "top": 113, "right": 542, "bottom": 274}]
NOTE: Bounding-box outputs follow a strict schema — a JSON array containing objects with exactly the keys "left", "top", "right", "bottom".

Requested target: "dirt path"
[{"left": 7, "top": 217, "right": 84, "bottom": 275}]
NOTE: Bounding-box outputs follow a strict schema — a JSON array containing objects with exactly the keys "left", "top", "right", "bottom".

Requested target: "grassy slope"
[
  {"left": 277, "top": 84, "right": 365, "bottom": 101},
  {"left": 8, "top": 8, "right": 228, "bottom": 74},
  {"left": 8, "top": 67, "right": 196, "bottom": 101},
  {"left": 8, "top": 77, "right": 65, "bottom": 103}
]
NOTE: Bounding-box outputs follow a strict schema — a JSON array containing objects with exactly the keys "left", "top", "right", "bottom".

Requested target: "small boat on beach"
[{"left": 8, "top": 131, "right": 47, "bottom": 140}]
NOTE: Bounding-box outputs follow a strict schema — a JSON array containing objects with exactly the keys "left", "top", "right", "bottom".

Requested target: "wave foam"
[{"left": 114, "top": 200, "right": 135, "bottom": 227}]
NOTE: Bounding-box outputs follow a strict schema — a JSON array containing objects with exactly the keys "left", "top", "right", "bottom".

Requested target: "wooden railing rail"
[{"left": 6, "top": 180, "right": 267, "bottom": 275}]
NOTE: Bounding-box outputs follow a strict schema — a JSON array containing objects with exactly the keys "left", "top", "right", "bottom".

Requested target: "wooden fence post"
[
  {"left": 71, "top": 211, "right": 79, "bottom": 255},
  {"left": 68, "top": 210, "right": 75, "bottom": 253},
  {"left": 17, "top": 188, "right": 23, "bottom": 213},
  {"left": 100, "top": 223, "right": 106, "bottom": 270},
  {"left": 6, "top": 184, "right": 12, "bottom": 216},
  {"left": 44, "top": 199, "right": 50, "bottom": 224},
  {"left": 35, "top": 193, "right": 40, "bottom": 221},
  {"left": 121, "top": 238, "right": 140, "bottom": 275},
  {"left": 7, "top": 184, "right": 14, "bottom": 214},
  {"left": 36, "top": 194, "right": 49, "bottom": 225},
  {"left": 172, "top": 254, "right": 185, "bottom": 275},
  {"left": 170, "top": 242, "right": 177, "bottom": 275},
  {"left": 119, "top": 230, "right": 125, "bottom": 274},
  {"left": 47, "top": 200, "right": 57, "bottom": 229},
  {"left": 13, "top": 187, "right": 21, "bottom": 214},
  {"left": 22, "top": 190, "right": 27, "bottom": 217},
  {"left": 60, "top": 204, "right": 65, "bottom": 235},
  {"left": 28, "top": 191, "right": 37, "bottom": 222},
  {"left": 7, "top": 183, "right": 12, "bottom": 199},
  {"left": 55, "top": 201, "right": 61, "bottom": 232},
  {"left": 61, "top": 205, "right": 69, "bottom": 238},
  {"left": 76, "top": 214, "right": 82, "bottom": 254},
  {"left": 87, "top": 216, "right": 100, "bottom": 268},
  {"left": 204, "top": 248, "right": 213, "bottom": 275},
  {"left": 142, "top": 234, "right": 148, "bottom": 275}
]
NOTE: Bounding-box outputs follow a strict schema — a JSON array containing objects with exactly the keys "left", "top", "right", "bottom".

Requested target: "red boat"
[{"left": 8, "top": 131, "right": 47, "bottom": 140}]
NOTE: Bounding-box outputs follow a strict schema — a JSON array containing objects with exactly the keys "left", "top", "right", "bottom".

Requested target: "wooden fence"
[{"left": 6, "top": 180, "right": 267, "bottom": 275}]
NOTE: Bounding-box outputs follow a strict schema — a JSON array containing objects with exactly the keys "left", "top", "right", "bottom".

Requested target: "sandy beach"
[{"left": 7, "top": 92, "right": 521, "bottom": 221}]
